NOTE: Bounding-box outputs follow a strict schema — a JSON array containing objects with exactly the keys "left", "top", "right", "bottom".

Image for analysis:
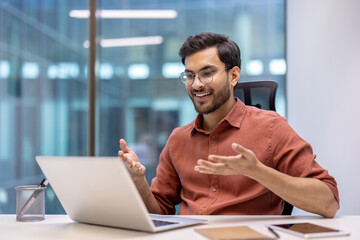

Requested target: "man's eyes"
[
  {"left": 200, "top": 71, "right": 213, "bottom": 77},
  {"left": 184, "top": 70, "right": 215, "bottom": 78}
]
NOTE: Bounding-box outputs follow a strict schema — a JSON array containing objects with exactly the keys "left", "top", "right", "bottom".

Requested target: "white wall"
[{"left": 287, "top": 0, "right": 360, "bottom": 215}]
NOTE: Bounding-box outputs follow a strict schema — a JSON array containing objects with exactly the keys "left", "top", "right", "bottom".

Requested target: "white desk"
[{"left": 0, "top": 214, "right": 357, "bottom": 239}]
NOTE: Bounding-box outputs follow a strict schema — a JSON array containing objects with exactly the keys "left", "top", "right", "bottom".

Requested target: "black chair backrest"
[
  {"left": 234, "top": 80, "right": 278, "bottom": 111},
  {"left": 234, "top": 80, "right": 293, "bottom": 215}
]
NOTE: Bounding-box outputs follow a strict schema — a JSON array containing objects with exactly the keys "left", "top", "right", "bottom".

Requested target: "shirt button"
[
  {"left": 211, "top": 135, "right": 216, "bottom": 140},
  {"left": 211, "top": 187, "right": 217, "bottom": 192}
]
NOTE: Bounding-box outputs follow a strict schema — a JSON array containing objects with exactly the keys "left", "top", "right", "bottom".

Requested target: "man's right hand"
[
  {"left": 118, "top": 139, "right": 146, "bottom": 180},
  {"left": 118, "top": 139, "right": 162, "bottom": 214}
]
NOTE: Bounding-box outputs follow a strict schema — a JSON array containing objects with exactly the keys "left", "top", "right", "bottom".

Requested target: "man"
[{"left": 118, "top": 32, "right": 339, "bottom": 217}]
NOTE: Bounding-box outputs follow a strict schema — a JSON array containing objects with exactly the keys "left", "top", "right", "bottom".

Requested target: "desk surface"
[{"left": 0, "top": 214, "right": 357, "bottom": 239}]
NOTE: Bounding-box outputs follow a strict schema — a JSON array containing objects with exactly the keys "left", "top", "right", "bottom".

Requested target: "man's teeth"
[{"left": 195, "top": 93, "right": 210, "bottom": 97}]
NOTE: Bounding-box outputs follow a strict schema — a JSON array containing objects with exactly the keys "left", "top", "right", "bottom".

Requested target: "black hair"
[{"left": 178, "top": 32, "right": 241, "bottom": 70}]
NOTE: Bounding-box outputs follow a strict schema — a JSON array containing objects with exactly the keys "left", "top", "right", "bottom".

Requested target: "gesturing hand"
[
  {"left": 118, "top": 139, "right": 146, "bottom": 179},
  {"left": 194, "top": 143, "right": 260, "bottom": 176}
]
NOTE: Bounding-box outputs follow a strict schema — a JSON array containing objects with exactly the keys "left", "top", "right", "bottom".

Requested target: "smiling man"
[{"left": 118, "top": 32, "right": 339, "bottom": 217}]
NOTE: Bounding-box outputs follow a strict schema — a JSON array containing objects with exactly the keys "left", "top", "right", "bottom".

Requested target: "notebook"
[{"left": 36, "top": 156, "right": 206, "bottom": 232}]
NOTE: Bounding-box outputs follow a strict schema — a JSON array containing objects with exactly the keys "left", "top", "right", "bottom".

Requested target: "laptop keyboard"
[{"left": 152, "top": 219, "right": 179, "bottom": 227}]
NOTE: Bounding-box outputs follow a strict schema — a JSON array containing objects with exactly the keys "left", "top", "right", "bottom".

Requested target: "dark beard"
[{"left": 190, "top": 82, "right": 231, "bottom": 115}]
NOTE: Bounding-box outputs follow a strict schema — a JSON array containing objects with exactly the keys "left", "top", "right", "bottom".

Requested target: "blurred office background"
[
  {"left": 0, "top": 0, "right": 286, "bottom": 214},
  {"left": 2, "top": 0, "right": 359, "bottom": 217}
]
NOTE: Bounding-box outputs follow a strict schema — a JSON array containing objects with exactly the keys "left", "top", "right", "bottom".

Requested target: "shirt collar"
[{"left": 190, "top": 98, "right": 247, "bottom": 135}]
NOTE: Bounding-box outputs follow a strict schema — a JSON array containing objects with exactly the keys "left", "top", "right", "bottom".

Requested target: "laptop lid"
[{"left": 36, "top": 156, "right": 205, "bottom": 232}]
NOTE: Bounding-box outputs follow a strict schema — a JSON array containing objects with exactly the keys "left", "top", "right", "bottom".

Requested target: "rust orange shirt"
[{"left": 150, "top": 99, "right": 339, "bottom": 215}]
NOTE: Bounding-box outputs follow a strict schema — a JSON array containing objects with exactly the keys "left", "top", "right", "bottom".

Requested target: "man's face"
[{"left": 184, "top": 47, "right": 234, "bottom": 115}]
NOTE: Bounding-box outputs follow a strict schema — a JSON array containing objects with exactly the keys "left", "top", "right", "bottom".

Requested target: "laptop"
[{"left": 35, "top": 156, "right": 206, "bottom": 232}]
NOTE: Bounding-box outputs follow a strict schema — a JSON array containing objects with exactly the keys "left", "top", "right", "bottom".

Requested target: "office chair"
[
  {"left": 234, "top": 80, "right": 294, "bottom": 215},
  {"left": 234, "top": 80, "right": 278, "bottom": 111}
]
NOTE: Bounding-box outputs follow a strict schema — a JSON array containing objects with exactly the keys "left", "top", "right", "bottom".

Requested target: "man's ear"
[{"left": 230, "top": 67, "right": 241, "bottom": 88}]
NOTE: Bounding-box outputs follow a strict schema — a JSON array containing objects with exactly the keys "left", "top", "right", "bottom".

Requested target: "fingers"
[
  {"left": 118, "top": 139, "right": 145, "bottom": 176},
  {"left": 118, "top": 150, "right": 133, "bottom": 165},
  {"left": 120, "top": 150, "right": 144, "bottom": 169},
  {"left": 232, "top": 143, "right": 250, "bottom": 156},
  {"left": 194, "top": 159, "right": 225, "bottom": 174},
  {"left": 127, "top": 160, "right": 146, "bottom": 173},
  {"left": 118, "top": 150, "right": 134, "bottom": 166},
  {"left": 118, "top": 150, "right": 127, "bottom": 161},
  {"left": 208, "top": 154, "right": 239, "bottom": 163},
  {"left": 134, "top": 162, "right": 145, "bottom": 172},
  {"left": 119, "top": 138, "right": 130, "bottom": 152},
  {"left": 205, "top": 143, "right": 247, "bottom": 164},
  {"left": 118, "top": 150, "right": 124, "bottom": 157},
  {"left": 194, "top": 143, "right": 257, "bottom": 176}
]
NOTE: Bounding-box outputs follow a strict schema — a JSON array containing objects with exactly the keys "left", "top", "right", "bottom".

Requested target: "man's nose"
[{"left": 191, "top": 74, "right": 205, "bottom": 89}]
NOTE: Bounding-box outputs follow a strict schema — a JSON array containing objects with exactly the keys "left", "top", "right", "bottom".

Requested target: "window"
[{"left": 0, "top": 0, "right": 88, "bottom": 213}]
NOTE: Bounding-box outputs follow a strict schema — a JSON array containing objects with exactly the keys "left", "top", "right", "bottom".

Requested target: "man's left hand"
[{"left": 194, "top": 143, "right": 260, "bottom": 176}]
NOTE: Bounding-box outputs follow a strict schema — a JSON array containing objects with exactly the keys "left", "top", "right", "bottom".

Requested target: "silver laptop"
[{"left": 36, "top": 156, "right": 206, "bottom": 232}]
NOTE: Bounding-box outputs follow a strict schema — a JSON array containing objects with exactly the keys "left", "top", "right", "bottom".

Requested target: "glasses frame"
[{"left": 179, "top": 67, "right": 230, "bottom": 86}]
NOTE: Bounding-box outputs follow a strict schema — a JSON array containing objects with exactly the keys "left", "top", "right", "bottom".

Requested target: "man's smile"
[{"left": 194, "top": 92, "right": 211, "bottom": 97}]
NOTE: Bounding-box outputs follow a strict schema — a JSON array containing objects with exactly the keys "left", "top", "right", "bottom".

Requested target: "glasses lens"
[
  {"left": 180, "top": 72, "right": 193, "bottom": 86},
  {"left": 198, "top": 69, "right": 214, "bottom": 84}
]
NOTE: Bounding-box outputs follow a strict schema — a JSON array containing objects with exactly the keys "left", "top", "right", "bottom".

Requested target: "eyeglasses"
[{"left": 179, "top": 67, "right": 229, "bottom": 86}]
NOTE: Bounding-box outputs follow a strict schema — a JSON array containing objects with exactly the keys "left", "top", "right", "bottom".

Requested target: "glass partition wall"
[
  {"left": 0, "top": 0, "right": 285, "bottom": 214},
  {"left": 0, "top": 1, "right": 88, "bottom": 213}
]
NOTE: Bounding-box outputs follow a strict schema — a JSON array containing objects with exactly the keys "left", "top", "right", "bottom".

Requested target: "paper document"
[{"left": 195, "top": 225, "right": 275, "bottom": 240}]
